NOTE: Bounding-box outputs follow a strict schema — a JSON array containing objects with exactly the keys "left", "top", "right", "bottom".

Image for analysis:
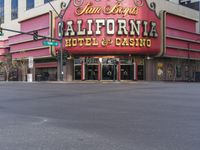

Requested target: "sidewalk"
[{"left": 0, "top": 80, "right": 140, "bottom": 84}]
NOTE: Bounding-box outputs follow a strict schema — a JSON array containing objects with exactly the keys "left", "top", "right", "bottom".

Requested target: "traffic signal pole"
[
  {"left": 60, "top": 18, "right": 64, "bottom": 81},
  {"left": 47, "top": 0, "right": 69, "bottom": 81},
  {"left": 0, "top": 27, "right": 60, "bottom": 41},
  {"left": 0, "top": 1, "right": 69, "bottom": 82}
]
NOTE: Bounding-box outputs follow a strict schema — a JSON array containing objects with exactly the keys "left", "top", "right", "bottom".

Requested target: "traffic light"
[
  {"left": 62, "top": 51, "right": 68, "bottom": 65},
  {"left": 56, "top": 51, "right": 68, "bottom": 65},
  {"left": 0, "top": 27, "right": 3, "bottom": 36},
  {"left": 33, "top": 31, "right": 38, "bottom": 40}
]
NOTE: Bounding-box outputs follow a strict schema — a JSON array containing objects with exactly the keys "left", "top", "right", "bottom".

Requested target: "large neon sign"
[{"left": 56, "top": 0, "right": 161, "bottom": 55}]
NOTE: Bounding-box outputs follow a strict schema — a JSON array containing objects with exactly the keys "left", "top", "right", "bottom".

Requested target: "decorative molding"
[
  {"left": 166, "top": 45, "right": 200, "bottom": 52},
  {"left": 166, "top": 35, "right": 200, "bottom": 43},
  {"left": 163, "top": 55, "right": 200, "bottom": 61},
  {"left": 12, "top": 55, "right": 52, "bottom": 60},
  {"left": 10, "top": 46, "right": 49, "bottom": 53},
  {"left": 149, "top": 2, "right": 156, "bottom": 11}
]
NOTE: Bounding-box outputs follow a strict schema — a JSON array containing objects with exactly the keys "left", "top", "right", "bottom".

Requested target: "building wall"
[
  {"left": 147, "top": 0, "right": 200, "bottom": 32},
  {"left": 0, "top": 0, "right": 69, "bottom": 40},
  {"left": 1, "top": 0, "right": 198, "bottom": 40},
  {"left": 0, "top": 40, "right": 9, "bottom": 61},
  {"left": 0, "top": 0, "right": 70, "bottom": 81},
  {"left": 8, "top": 11, "right": 52, "bottom": 59},
  {"left": 165, "top": 13, "right": 200, "bottom": 59},
  {"left": 148, "top": 57, "right": 200, "bottom": 81},
  {"left": 146, "top": 10, "right": 200, "bottom": 82}
]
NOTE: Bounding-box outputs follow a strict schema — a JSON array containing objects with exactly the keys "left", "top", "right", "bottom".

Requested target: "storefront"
[
  {"left": 7, "top": 12, "right": 58, "bottom": 82},
  {"left": 1, "top": 0, "right": 199, "bottom": 82},
  {"left": 74, "top": 57, "right": 137, "bottom": 81},
  {"left": 34, "top": 59, "right": 57, "bottom": 81},
  {"left": 55, "top": 0, "right": 161, "bottom": 81}
]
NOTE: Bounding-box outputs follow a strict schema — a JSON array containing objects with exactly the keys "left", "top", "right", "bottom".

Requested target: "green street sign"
[{"left": 42, "top": 41, "right": 59, "bottom": 46}]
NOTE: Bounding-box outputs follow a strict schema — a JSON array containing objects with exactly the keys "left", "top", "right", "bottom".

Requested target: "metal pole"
[
  {"left": 47, "top": 0, "right": 62, "bottom": 81},
  {"left": 47, "top": 0, "right": 69, "bottom": 81},
  {"left": 59, "top": 3, "right": 69, "bottom": 81},
  {"left": 60, "top": 17, "right": 63, "bottom": 81},
  {"left": 1, "top": 27, "right": 59, "bottom": 41},
  {"left": 48, "top": 1, "right": 60, "bottom": 17}
]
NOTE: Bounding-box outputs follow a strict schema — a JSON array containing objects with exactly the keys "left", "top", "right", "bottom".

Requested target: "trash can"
[{"left": 27, "top": 74, "right": 33, "bottom": 82}]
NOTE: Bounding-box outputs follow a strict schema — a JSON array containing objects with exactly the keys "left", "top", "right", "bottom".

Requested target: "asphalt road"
[{"left": 0, "top": 82, "right": 200, "bottom": 150}]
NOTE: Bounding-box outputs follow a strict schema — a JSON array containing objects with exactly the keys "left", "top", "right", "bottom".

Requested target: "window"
[
  {"left": 44, "top": 0, "right": 53, "bottom": 4},
  {"left": 0, "top": 0, "right": 4, "bottom": 24},
  {"left": 11, "top": 0, "right": 18, "bottom": 20},
  {"left": 26, "top": 0, "right": 34, "bottom": 10}
]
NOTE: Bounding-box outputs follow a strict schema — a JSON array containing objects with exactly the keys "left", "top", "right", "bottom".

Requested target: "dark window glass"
[
  {"left": 0, "top": 0, "right": 4, "bottom": 24},
  {"left": 120, "top": 65, "right": 133, "bottom": 80},
  {"left": 44, "top": 0, "right": 53, "bottom": 4},
  {"left": 74, "top": 65, "right": 81, "bottom": 80},
  {"left": 11, "top": 0, "right": 18, "bottom": 20},
  {"left": 85, "top": 65, "right": 98, "bottom": 80},
  {"left": 102, "top": 65, "right": 117, "bottom": 80},
  {"left": 26, "top": 0, "right": 34, "bottom": 10},
  {"left": 176, "top": 65, "right": 182, "bottom": 78},
  {"left": 138, "top": 65, "right": 144, "bottom": 80}
]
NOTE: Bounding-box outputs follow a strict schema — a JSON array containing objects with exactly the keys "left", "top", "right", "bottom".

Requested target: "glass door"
[
  {"left": 102, "top": 65, "right": 117, "bottom": 80},
  {"left": 120, "top": 65, "right": 133, "bottom": 80},
  {"left": 74, "top": 65, "right": 81, "bottom": 80},
  {"left": 138, "top": 65, "right": 144, "bottom": 80},
  {"left": 85, "top": 65, "right": 98, "bottom": 80}
]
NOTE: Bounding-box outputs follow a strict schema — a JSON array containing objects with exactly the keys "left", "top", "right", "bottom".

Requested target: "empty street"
[{"left": 0, "top": 82, "right": 200, "bottom": 150}]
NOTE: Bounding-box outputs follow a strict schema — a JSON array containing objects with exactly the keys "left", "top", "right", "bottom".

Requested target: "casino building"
[{"left": 0, "top": 0, "right": 200, "bottom": 82}]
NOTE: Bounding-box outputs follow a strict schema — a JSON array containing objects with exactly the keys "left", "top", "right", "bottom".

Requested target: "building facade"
[
  {"left": 0, "top": 0, "right": 200, "bottom": 82},
  {"left": 179, "top": 0, "right": 200, "bottom": 11},
  {"left": 0, "top": 0, "right": 65, "bottom": 81}
]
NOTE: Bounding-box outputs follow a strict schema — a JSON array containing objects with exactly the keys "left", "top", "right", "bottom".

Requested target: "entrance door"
[
  {"left": 74, "top": 65, "right": 81, "bottom": 80},
  {"left": 102, "top": 65, "right": 117, "bottom": 80},
  {"left": 120, "top": 65, "right": 133, "bottom": 80},
  {"left": 85, "top": 65, "right": 98, "bottom": 80},
  {"left": 138, "top": 65, "right": 144, "bottom": 80}
]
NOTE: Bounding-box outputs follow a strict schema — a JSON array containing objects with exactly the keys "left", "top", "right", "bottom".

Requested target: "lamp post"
[{"left": 47, "top": 0, "right": 69, "bottom": 81}]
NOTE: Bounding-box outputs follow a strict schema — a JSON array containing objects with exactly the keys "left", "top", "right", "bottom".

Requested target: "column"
[
  {"left": 145, "top": 58, "right": 154, "bottom": 81},
  {"left": 63, "top": 59, "right": 74, "bottom": 81}
]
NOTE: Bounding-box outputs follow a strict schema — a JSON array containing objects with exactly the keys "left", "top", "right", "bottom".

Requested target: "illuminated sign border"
[{"left": 56, "top": 0, "right": 161, "bottom": 55}]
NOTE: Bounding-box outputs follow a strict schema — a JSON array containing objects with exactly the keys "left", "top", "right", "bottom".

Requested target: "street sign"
[
  {"left": 28, "top": 57, "right": 34, "bottom": 68},
  {"left": 43, "top": 41, "right": 59, "bottom": 46}
]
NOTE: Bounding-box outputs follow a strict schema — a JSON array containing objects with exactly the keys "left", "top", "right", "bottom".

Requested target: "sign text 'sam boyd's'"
[{"left": 55, "top": 0, "right": 161, "bottom": 55}]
